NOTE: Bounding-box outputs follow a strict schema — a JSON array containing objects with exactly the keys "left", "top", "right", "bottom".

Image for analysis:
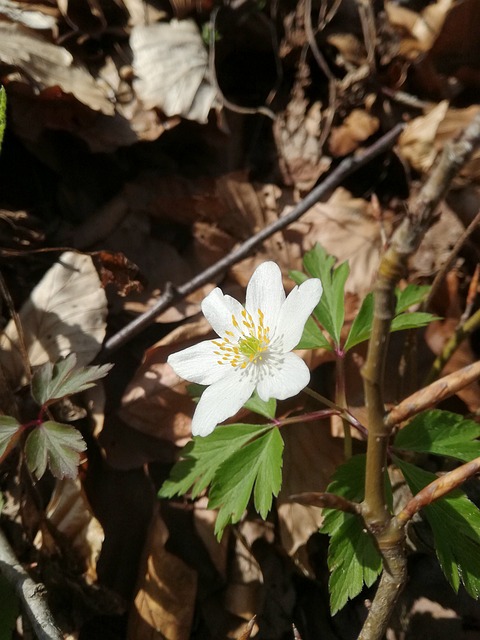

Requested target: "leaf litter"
[{"left": 0, "top": 0, "right": 480, "bottom": 637}]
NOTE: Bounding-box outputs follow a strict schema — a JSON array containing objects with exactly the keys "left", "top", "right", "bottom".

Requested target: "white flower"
[{"left": 168, "top": 262, "right": 323, "bottom": 437}]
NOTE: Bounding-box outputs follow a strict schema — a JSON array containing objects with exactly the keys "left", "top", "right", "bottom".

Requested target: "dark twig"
[
  {"left": 102, "top": 123, "right": 404, "bottom": 357},
  {"left": 290, "top": 491, "right": 360, "bottom": 514},
  {"left": 0, "top": 528, "right": 63, "bottom": 640}
]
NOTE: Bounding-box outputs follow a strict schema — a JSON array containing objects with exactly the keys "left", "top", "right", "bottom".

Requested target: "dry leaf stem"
[
  {"left": 359, "top": 112, "right": 480, "bottom": 640},
  {"left": 102, "top": 123, "right": 405, "bottom": 356},
  {"left": 0, "top": 527, "right": 63, "bottom": 640}
]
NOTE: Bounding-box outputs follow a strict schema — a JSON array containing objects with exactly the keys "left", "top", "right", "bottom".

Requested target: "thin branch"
[
  {"left": 396, "top": 456, "right": 480, "bottom": 524},
  {"left": 290, "top": 491, "right": 360, "bottom": 514},
  {"left": 102, "top": 123, "right": 404, "bottom": 357},
  {"left": 385, "top": 360, "right": 480, "bottom": 428},
  {"left": 0, "top": 528, "right": 63, "bottom": 640}
]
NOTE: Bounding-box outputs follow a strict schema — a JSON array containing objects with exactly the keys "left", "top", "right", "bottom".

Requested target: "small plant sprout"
[{"left": 167, "top": 261, "right": 322, "bottom": 436}]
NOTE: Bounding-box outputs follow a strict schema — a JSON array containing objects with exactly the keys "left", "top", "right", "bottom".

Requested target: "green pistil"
[{"left": 238, "top": 335, "right": 262, "bottom": 358}]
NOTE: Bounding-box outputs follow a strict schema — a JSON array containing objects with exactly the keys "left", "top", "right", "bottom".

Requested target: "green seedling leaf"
[
  {"left": 31, "top": 353, "right": 112, "bottom": 405},
  {"left": 302, "top": 244, "right": 349, "bottom": 346},
  {"left": 244, "top": 391, "right": 277, "bottom": 420},
  {"left": 395, "top": 284, "right": 431, "bottom": 313},
  {"left": 208, "top": 427, "right": 283, "bottom": 538},
  {"left": 390, "top": 312, "right": 438, "bottom": 332},
  {"left": 0, "top": 85, "right": 6, "bottom": 153},
  {"left": 344, "top": 293, "right": 374, "bottom": 351},
  {"left": 0, "top": 416, "right": 22, "bottom": 461},
  {"left": 159, "top": 423, "right": 272, "bottom": 499},
  {"left": 394, "top": 410, "right": 480, "bottom": 462},
  {"left": 395, "top": 457, "right": 480, "bottom": 599},
  {"left": 296, "top": 316, "right": 332, "bottom": 350},
  {"left": 321, "top": 455, "right": 389, "bottom": 614},
  {"left": 25, "top": 421, "right": 86, "bottom": 479}
]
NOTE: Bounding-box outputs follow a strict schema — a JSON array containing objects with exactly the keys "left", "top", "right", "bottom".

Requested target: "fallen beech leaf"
[
  {"left": 91, "top": 250, "right": 145, "bottom": 297},
  {"left": 120, "top": 317, "right": 213, "bottom": 445},
  {"left": 131, "top": 19, "right": 218, "bottom": 123},
  {"left": 34, "top": 478, "right": 104, "bottom": 584},
  {"left": 0, "top": 22, "right": 115, "bottom": 115},
  {"left": 329, "top": 109, "right": 380, "bottom": 157},
  {"left": 0, "top": 251, "right": 108, "bottom": 386},
  {"left": 128, "top": 508, "right": 197, "bottom": 640}
]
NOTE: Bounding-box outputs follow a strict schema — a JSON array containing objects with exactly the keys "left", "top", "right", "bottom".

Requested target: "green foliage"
[
  {"left": 25, "top": 421, "right": 86, "bottom": 480},
  {"left": 292, "top": 245, "right": 437, "bottom": 352},
  {"left": 320, "top": 455, "right": 385, "bottom": 614},
  {"left": 31, "top": 353, "right": 112, "bottom": 406},
  {"left": 160, "top": 423, "right": 284, "bottom": 538},
  {"left": 394, "top": 410, "right": 480, "bottom": 462},
  {"left": 0, "top": 416, "right": 22, "bottom": 460},
  {"left": 394, "top": 457, "right": 480, "bottom": 599},
  {"left": 0, "top": 86, "right": 6, "bottom": 153},
  {"left": 243, "top": 390, "right": 277, "bottom": 420}
]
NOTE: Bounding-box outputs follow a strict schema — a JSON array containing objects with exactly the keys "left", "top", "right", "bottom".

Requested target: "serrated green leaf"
[
  {"left": 394, "top": 410, "right": 480, "bottom": 462},
  {"left": 186, "top": 383, "right": 206, "bottom": 399},
  {"left": 395, "top": 284, "right": 431, "bottom": 313},
  {"left": 24, "top": 421, "right": 86, "bottom": 480},
  {"left": 31, "top": 354, "right": 112, "bottom": 405},
  {"left": 208, "top": 427, "right": 283, "bottom": 538},
  {"left": 299, "top": 245, "right": 349, "bottom": 346},
  {"left": 344, "top": 293, "right": 374, "bottom": 351},
  {"left": 320, "top": 455, "right": 391, "bottom": 613},
  {"left": 0, "top": 86, "right": 6, "bottom": 153},
  {"left": 295, "top": 316, "right": 332, "bottom": 350},
  {"left": 159, "top": 424, "right": 272, "bottom": 499},
  {"left": 244, "top": 391, "right": 277, "bottom": 419},
  {"left": 394, "top": 457, "right": 480, "bottom": 599},
  {"left": 0, "top": 416, "right": 22, "bottom": 460},
  {"left": 390, "top": 312, "right": 438, "bottom": 332}
]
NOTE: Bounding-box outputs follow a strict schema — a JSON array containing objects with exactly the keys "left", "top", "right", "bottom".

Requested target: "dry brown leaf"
[
  {"left": 329, "top": 109, "right": 380, "bottom": 157},
  {"left": 277, "top": 422, "right": 344, "bottom": 558},
  {"left": 0, "top": 22, "right": 115, "bottom": 115},
  {"left": 119, "top": 317, "right": 213, "bottom": 445},
  {"left": 128, "top": 508, "right": 197, "bottom": 640},
  {"left": 131, "top": 19, "right": 218, "bottom": 123},
  {"left": 34, "top": 478, "right": 104, "bottom": 584},
  {"left": 0, "top": 251, "right": 108, "bottom": 386},
  {"left": 0, "top": 0, "right": 58, "bottom": 29}
]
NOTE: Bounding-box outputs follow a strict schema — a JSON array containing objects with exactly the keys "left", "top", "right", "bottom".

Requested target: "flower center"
[{"left": 213, "top": 308, "right": 270, "bottom": 369}]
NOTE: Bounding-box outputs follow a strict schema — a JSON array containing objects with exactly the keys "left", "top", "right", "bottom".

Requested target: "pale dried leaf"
[
  {"left": 278, "top": 423, "right": 344, "bottom": 558},
  {"left": 0, "top": 251, "right": 107, "bottom": 386},
  {"left": 131, "top": 19, "right": 218, "bottom": 123},
  {"left": 398, "top": 101, "right": 450, "bottom": 173},
  {"left": 0, "top": 23, "right": 115, "bottom": 115},
  {"left": 329, "top": 109, "right": 380, "bottom": 157},
  {"left": 119, "top": 317, "right": 213, "bottom": 445},
  {"left": 34, "top": 478, "right": 104, "bottom": 583},
  {"left": 0, "top": 0, "right": 57, "bottom": 29},
  {"left": 128, "top": 509, "right": 197, "bottom": 640}
]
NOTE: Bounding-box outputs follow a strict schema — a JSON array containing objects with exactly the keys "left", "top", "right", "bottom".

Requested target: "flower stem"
[
  {"left": 335, "top": 353, "right": 352, "bottom": 458},
  {"left": 303, "top": 387, "right": 368, "bottom": 438}
]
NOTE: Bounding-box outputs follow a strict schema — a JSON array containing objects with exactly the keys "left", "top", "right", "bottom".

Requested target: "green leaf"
[
  {"left": 208, "top": 427, "right": 283, "bottom": 538},
  {"left": 159, "top": 424, "right": 272, "bottom": 499},
  {"left": 344, "top": 293, "right": 374, "bottom": 351},
  {"left": 394, "top": 457, "right": 480, "bottom": 599},
  {"left": 395, "top": 284, "right": 431, "bottom": 313},
  {"left": 31, "top": 354, "right": 112, "bottom": 405},
  {"left": 296, "top": 316, "right": 332, "bottom": 350},
  {"left": 244, "top": 391, "right": 277, "bottom": 420},
  {"left": 394, "top": 410, "right": 480, "bottom": 462},
  {"left": 320, "top": 455, "right": 386, "bottom": 613},
  {"left": 0, "top": 86, "right": 6, "bottom": 154},
  {"left": 24, "top": 421, "right": 86, "bottom": 479},
  {"left": 0, "top": 416, "right": 22, "bottom": 460},
  {"left": 390, "top": 312, "right": 438, "bottom": 332},
  {"left": 296, "top": 244, "right": 349, "bottom": 346}
]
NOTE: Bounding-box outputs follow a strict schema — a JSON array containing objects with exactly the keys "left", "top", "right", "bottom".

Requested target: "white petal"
[
  {"left": 191, "top": 370, "right": 256, "bottom": 436},
  {"left": 167, "top": 340, "right": 227, "bottom": 385},
  {"left": 272, "top": 278, "right": 322, "bottom": 351},
  {"left": 201, "top": 288, "right": 245, "bottom": 338},
  {"left": 256, "top": 352, "right": 311, "bottom": 401},
  {"left": 245, "top": 262, "right": 285, "bottom": 331}
]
